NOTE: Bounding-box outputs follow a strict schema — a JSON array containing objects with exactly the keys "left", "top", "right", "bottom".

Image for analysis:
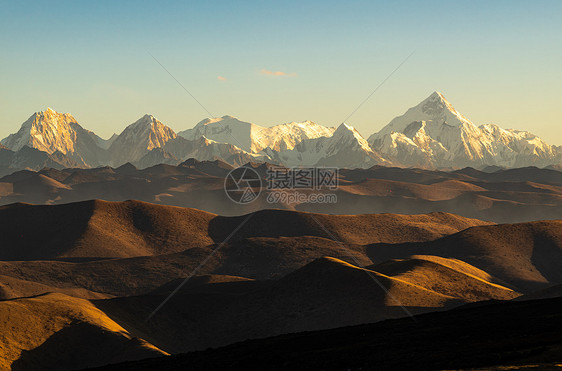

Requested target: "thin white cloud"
[
  {"left": 260, "top": 69, "right": 296, "bottom": 77},
  {"left": 217, "top": 76, "right": 227, "bottom": 81}
]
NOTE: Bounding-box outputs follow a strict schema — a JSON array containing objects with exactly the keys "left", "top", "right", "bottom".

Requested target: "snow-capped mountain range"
[
  {"left": 368, "top": 92, "right": 561, "bottom": 168},
  {"left": 178, "top": 115, "right": 335, "bottom": 153},
  {"left": 1, "top": 92, "right": 561, "bottom": 175},
  {"left": 263, "top": 123, "right": 389, "bottom": 169}
]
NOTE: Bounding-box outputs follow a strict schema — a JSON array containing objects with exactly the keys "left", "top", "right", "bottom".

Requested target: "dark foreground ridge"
[{"left": 90, "top": 296, "right": 562, "bottom": 371}]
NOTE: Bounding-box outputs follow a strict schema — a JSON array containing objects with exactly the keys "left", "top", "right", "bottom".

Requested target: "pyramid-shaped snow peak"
[
  {"left": 367, "top": 91, "right": 562, "bottom": 168},
  {"left": 1, "top": 108, "right": 81, "bottom": 154},
  {"left": 107, "top": 114, "right": 177, "bottom": 166},
  {"left": 0, "top": 108, "right": 108, "bottom": 167}
]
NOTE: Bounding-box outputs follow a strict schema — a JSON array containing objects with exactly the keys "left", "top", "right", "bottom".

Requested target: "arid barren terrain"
[
  {"left": 2, "top": 113, "right": 562, "bottom": 370},
  {"left": 3, "top": 1, "right": 562, "bottom": 369},
  {"left": 2, "top": 160, "right": 562, "bottom": 222},
  {"left": 1, "top": 105, "right": 562, "bottom": 371},
  {"left": 0, "top": 193, "right": 561, "bottom": 369}
]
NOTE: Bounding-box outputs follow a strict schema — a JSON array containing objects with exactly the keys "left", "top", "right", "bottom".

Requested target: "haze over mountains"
[
  {"left": 1, "top": 159, "right": 561, "bottom": 222},
  {"left": 2, "top": 92, "right": 561, "bottom": 176}
]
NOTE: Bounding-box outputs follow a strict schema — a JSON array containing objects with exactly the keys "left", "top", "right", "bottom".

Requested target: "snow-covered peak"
[
  {"left": 420, "top": 91, "right": 470, "bottom": 124},
  {"left": 276, "top": 120, "right": 330, "bottom": 131},
  {"left": 368, "top": 92, "right": 562, "bottom": 168},
  {"left": 374, "top": 92, "right": 475, "bottom": 140},
  {"left": 130, "top": 114, "right": 158, "bottom": 127},
  {"left": 263, "top": 120, "right": 386, "bottom": 169},
  {"left": 331, "top": 123, "right": 373, "bottom": 153},
  {"left": 121, "top": 114, "right": 176, "bottom": 143},
  {"left": 335, "top": 122, "right": 355, "bottom": 132},
  {"left": 191, "top": 115, "right": 249, "bottom": 129},
  {"left": 0, "top": 107, "right": 111, "bottom": 167},
  {"left": 427, "top": 91, "right": 447, "bottom": 103},
  {"left": 252, "top": 120, "right": 335, "bottom": 152},
  {"left": 178, "top": 116, "right": 254, "bottom": 152},
  {"left": 333, "top": 123, "right": 366, "bottom": 144},
  {"left": 179, "top": 116, "right": 335, "bottom": 153},
  {"left": 2, "top": 108, "right": 81, "bottom": 154},
  {"left": 108, "top": 114, "right": 177, "bottom": 166}
]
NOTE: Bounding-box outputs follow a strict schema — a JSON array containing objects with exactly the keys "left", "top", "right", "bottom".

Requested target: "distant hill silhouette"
[{"left": 1, "top": 162, "right": 561, "bottom": 222}]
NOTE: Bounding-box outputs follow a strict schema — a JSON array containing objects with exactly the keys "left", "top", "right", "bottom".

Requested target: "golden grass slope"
[
  {"left": 371, "top": 256, "right": 519, "bottom": 301},
  {"left": 367, "top": 220, "right": 562, "bottom": 292},
  {"left": 94, "top": 256, "right": 520, "bottom": 354},
  {"left": 0, "top": 293, "right": 166, "bottom": 371},
  {"left": 0, "top": 274, "right": 110, "bottom": 300}
]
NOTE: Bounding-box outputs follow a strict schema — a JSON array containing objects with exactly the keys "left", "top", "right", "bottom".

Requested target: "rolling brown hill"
[
  {"left": 209, "top": 208, "right": 492, "bottom": 245},
  {"left": 92, "top": 256, "right": 517, "bottom": 354},
  {"left": 0, "top": 233, "right": 485, "bottom": 299},
  {"left": 0, "top": 199, "right": 490, "bottom": 260},
  {"left": 0, "top": 201, "right": 559, "bottom": 301},
  {"left": 0, "top": 199, "right": 560, "bottom": 369},
  {"left": 0, "top": 200, "right": 216, "bottom": 260},
  {"left": 0, "top": 274, "right": 110, "bottom": 300},
  {"left": 0, "top": 293, "right": 166, "bottom": 371},
  {"left": 0, "top": 247, "right": 232, "bottom": 298},
  {"left": 367, "top": 220, "right": 562, "bottom": 292},
  {"left": 370, "top": 256, "right": 518, "bottom": 301},
  {"left": 1, "top": 161, "right": 562, "bottom": 222},
  {"left": 0, "top": 200, "right": 495, "bottom": 304}
]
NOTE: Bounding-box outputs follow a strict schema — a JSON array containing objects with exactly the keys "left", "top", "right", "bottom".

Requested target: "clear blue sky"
[{"left": 1, "top": 0, "right": 561, "bottom": 144}]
